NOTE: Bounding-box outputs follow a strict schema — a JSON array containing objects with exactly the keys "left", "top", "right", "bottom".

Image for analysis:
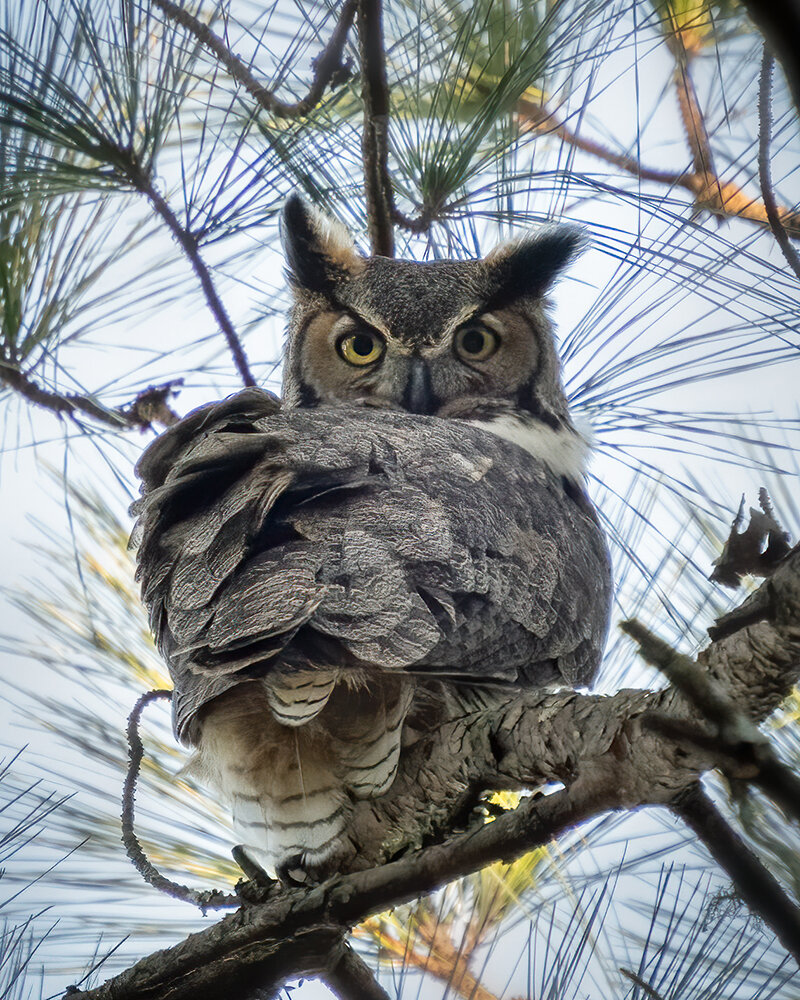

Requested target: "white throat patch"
[{"left": 468, "top": 414, "right": 591, "bottom": 479}]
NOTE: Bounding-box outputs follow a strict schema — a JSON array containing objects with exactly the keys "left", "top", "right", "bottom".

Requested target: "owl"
[{"left": 132, "top": 196, "right": 613, "bottom": 884}]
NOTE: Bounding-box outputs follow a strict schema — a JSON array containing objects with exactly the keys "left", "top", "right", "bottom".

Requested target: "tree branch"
[
  {"left": 65, "top": 540, "right": 800, "bottom": 997},
  {"left": 758, "top": 47, "right": 800, "bottom": 280},
  {"left": 152, "top": 0, "right": 356, "bottom": 119},
  {"left": 517, "top": 99, "right": 800, "bottom": 239},
  {"left": 0, "top": 362, "right": 181, "bottom": 429},
  {"left": 324, "top": 943, "right": 393, "bottom": 1000},
  {"left": 356, "top": 0, "right": 394, "bottom": 256},
  {"left": 131, "top": 170, "right": 256, "bottom": 387},
  {"left": 672, "top": 783, "right": 800, "bottom": 965},
  {"left": 623, "top": 617, "right": 800, "bottom": 828},
  {"left": 66, "top": 777, "right": 622, "bottom": 1000},
  {"left": 740, "top": 0, "right": 800, "bottom": 117}
]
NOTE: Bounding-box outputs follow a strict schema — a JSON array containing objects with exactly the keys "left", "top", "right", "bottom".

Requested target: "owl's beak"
[{"left": 402, "top": 357, "right": 437, "bottom": 415}]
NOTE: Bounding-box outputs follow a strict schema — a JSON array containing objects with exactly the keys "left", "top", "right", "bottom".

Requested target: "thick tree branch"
[
  {"left": 0, "top": 363, "right": 181, "bottom": 429},
  {"left": 67, "top": 778, "right": 622, "bottom": 1000},
  {"left": 66, "top": 543, "right": 800, "bottom": 997},
  {"left": 152, "top": 0, "right": 356, "bottom": 119},
  {"left": 356, "top": 0, "right": 394, "bottom": 256}
]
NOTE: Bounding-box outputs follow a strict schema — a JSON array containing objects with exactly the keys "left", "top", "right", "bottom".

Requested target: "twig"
[
  {"left": 0, "top": 362, "right": 181, "bottom": 429},
  {"left": 672, "top": 783, "right": 800, "bottom": 965},
  {"left": 356, "top": 0, "right": 394, "bottom": 256},
  {"left": 324, "top": 943, "right": 393, "bottom": 1000},
  {"left": 758, "top": 46, "right": 800, "bottom": 280},
  {"left": 619, "top": 968, "right": 667, "bottom": 1000},
  {"left": 740, "top": 0, "right": 800, "bottom": 117},
  {"left": 517, "top": 99, "right": 800, "bottom": 238},
  {"left": 665, "top": 34, "right": 717, "bottom": 189},
  {"left": 126, "top": 161, "right": 256, "bottom": 387},
  {"left": 152, "top": 0, "right": 356, "bottom": 119},
  {"left": 122, "top": 689, "right": 239, "bottom": 911},
  {"left": 622, "top": 619, "right": 800, "bottom": 826}
]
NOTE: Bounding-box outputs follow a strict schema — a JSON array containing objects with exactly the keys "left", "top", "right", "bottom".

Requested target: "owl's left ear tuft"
[
  {"left": 485, "top": 225, "right": 588, "bottom": 306},
  {"left": 282, "top": 195, "right": 364, "bottom": 294}
]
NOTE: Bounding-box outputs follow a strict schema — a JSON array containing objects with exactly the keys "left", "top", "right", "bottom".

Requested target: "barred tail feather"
[{"left": 194, "top": 674, "right": 414, "bottom": 880}]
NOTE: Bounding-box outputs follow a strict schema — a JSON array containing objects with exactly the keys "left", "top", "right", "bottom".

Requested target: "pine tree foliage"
[{"left": 0, "top": 0, "right": 798, "bottom": 995}]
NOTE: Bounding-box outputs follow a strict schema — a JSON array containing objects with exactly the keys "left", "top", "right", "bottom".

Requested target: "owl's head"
[{"left": 281, "top": 195, "right": 584, "bottom": 430}]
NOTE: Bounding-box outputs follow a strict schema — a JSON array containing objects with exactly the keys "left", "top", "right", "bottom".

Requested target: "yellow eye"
[
  {"left": 454, "top": 325, "right": 499, "bottom": 362},
  {"left": 337, "top": 330, "right": 385, "bottom": 366}
]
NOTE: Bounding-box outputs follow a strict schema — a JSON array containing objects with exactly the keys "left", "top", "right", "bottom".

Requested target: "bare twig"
[
  {"left": 152, "top": 0, "right": 356, "bottom": 118},
  {"left": 517, "top": 99, "right": 800, "bottom": 238},
  {"left": 740, "top": 0, "right": 800, "bottom": 117},
  {"left": 122, "top": 689, "right": 239, "bottom": 911},
  {"left": 672, "top": 783, "right": 800, "bottom": 965},
  {"left": 137, "top": 177, "right": 256, "bottom": 386},
  {"left": 356, "top": 0, "right": 394, "bottom": 256},
  {"left": 0, "top": 362, "right": 181, "bottom": 430},
  {"left": 324, "top": 943, "right": 393, "bottom": 1000},
  {"left": 664, "top": 34, "right": 717, "bottom": 189},
  {"left": 619, "top": 968, "right": 667, "bottom": 1000},
  {"left": 758, "top": 46, "right": 800, "bottom": 280}
]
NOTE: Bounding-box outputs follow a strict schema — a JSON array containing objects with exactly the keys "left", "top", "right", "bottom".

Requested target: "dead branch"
[
  {"left": 152, "top": 0, "right": 356, "bottom": 119},
  {"left": 0, "top": 363, "right": 182, "bottom": 430}
]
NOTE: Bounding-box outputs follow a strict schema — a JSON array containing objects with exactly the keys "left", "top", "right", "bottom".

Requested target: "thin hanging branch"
[
  {"left": 152, "top": 0, "right": 357, "bottom": 119},
  {"left": 758, "top": 47, "right": 800, "bottom": 280},
  {"left": 122, "top": 688, "right": 239, "bottom": 911},
  {"left": 356, "top": 0, "right": 394, "bottom": 256},
  {"left": 0, "top": 362, "right": 181, "bottom": 429}
]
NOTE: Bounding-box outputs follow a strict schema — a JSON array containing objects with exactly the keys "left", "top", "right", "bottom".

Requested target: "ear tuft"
[
  {"left": 281, "top": 195, "right": 363, "bottom": 293},
  {"left": 485, "top": 225, "right": 588, "bottom": 305}
]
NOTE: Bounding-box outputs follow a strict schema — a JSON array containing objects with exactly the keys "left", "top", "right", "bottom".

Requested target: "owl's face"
[{"left": 281, "top": 196, "right": 584, "bottom": 430}]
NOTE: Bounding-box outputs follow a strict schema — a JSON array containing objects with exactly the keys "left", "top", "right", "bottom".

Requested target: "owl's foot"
[{"left": 232, "top": 844, "right": 279, "bottom": 903}]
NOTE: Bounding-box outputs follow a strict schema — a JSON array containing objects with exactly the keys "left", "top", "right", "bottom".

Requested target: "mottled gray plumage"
[{"left": 131, "top": 197, "right": 612, "bottom": 881}]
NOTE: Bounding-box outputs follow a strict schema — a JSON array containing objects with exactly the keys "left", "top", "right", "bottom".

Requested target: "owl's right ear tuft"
[{"left": 282, "top": 195, "right": 363, "bottom": 293}]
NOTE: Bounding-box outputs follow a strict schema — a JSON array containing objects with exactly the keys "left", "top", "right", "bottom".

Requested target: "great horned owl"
[{"left": 132, "top": 196, "right": 612, "bottom": 884}]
